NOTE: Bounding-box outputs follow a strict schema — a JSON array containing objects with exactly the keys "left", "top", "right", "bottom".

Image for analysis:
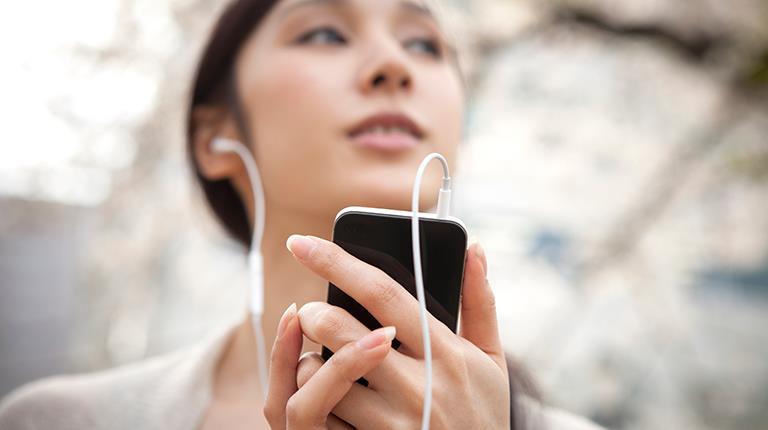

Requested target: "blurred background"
[{"left": 1, "top": 0, "right": 766, "bottom": 429}]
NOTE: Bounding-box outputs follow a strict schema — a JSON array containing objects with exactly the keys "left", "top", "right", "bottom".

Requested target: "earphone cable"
[{"left": 412, "top": 153, "right": 452, "bottom": 430}]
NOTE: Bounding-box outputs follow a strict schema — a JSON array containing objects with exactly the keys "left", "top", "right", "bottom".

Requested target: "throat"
[{"left": 212, "top": 316, "right": 264, "bottom": 404}]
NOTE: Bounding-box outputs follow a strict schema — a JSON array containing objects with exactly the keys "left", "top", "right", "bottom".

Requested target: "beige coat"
[{"left": 0, "top": 323, "right": 605, "bottom": 430}]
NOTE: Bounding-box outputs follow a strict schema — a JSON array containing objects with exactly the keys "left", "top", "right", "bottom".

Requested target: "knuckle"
[
  {"left": 315, "top": 308, "right": 346, "bottom": 340},
  {"left": 327, "top": 347, "right": 358, "bottom": 378},
  {"left": 485, "top": 279, "right": 497, "bottom": 309},
  {"left": 369, "top": 276, "right": 400, "bottom": 307},
  {"left": 285, "top": 397, "right": 304, "bottom": 425}
]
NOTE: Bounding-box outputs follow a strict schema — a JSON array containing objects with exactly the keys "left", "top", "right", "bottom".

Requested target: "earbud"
[{"left": 210, "top": 136, "right": 240, "bottom": 154}]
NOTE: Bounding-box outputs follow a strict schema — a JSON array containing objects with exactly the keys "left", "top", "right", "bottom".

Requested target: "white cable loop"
[
  {"left": 412, "top": 153, "right": 452, "bottom": 430},
  {"left": 211, "top": 137, "right": 268, "bottom": 397},
  {"left": 212, "top": 140, "right": 453, "bottom": 429}
]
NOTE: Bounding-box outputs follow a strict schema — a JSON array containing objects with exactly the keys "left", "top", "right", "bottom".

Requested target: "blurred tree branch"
[{"left": 552, "top": 8, "right": 768, "bottom": 283}]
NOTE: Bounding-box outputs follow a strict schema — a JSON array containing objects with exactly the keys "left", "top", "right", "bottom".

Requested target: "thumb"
[{"left": 459, "top": 242, "right": 504, "bottom": 364}]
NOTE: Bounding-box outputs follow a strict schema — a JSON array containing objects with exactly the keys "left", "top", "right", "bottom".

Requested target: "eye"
[
  {"left": 405, "top": 38, "right": 442, "bottom": 58},
  {"left": 296, "top": 27, "right": 347, "bottom": 45}
]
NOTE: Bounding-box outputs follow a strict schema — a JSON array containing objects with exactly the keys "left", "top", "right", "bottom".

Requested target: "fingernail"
[
  {"left": 286, "top": 235, "right": 318, "bottom": 260},
  {"left": 276, "top": 302, "right": 297, "bottom": 339},
  {"left": 357, "top": 326, "right": 396, "bottom": 350},
  {"left": 474, "top": 242, "right": 488, "bottom": 276}
]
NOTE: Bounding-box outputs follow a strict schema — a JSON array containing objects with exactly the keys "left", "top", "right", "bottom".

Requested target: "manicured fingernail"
[
  {"left": 474, "top": 242, "right": 487, "bottom": 275},
  {"left": 286, "top": 235, "right": 318, "bottom": 260},
  {"left": 357, "top": 326, "right": 396, "bottom": 350},
  {"left": 276, "top": 302, "right": 297, "bottom": 339}
]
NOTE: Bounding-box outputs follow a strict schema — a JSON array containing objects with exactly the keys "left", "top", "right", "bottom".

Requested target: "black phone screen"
[{"left": 323, "top": 209, "right": 467, "bottom": 363}]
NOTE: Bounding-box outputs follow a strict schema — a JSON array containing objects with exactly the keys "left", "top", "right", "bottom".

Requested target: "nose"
[{"left": 357, "top": 38, "right": 413, "bottom": 95}]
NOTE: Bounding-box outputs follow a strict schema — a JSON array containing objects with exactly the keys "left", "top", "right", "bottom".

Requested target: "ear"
[{"left": 191, "top": 105, "right": 244, "bottom": 180}]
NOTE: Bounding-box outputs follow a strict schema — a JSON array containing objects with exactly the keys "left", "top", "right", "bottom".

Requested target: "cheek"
[
  {"left": 240, "top": 53, "right": 347, "bottom": 209},
  {"left": 249, "top": 54, "right": 338, "bottom": 151},
  {"left": 422, "top": 70, "right": 464, "bottom": 158}
]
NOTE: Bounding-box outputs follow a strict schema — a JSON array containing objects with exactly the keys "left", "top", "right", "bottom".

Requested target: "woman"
[{"left": 0, "top": 0, "right": 604, "bottom": 429}]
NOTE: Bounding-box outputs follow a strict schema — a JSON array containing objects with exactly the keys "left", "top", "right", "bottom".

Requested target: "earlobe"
[{"left": 191, "top": 106, "right": 243, "bottom": 180}]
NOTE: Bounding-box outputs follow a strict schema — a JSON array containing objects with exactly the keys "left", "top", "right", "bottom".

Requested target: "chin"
[
  {"left": 326, "top": 151, "right": 444, "bottom": 210},
  {"left": 346, "top": 181, "right": 439, "bottom": 212}
]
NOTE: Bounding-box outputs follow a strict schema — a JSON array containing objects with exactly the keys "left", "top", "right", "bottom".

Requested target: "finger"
[
  {"left": 286, "top": 235, "right": 451, "bottom": 355},
  {"left": 458, "top": 242, "right": 504, "bottom": 364},
  {"left": 285, "top": 326, "right": 395, "bottom": 428},
  {"left": 297, "top": 302, "right": 406, "bottom": 387},
  {"left": 263, "top": 303, "right": 303, "bottom": 429},
  {"left": 327, "top": 414, "right": 355, "bottom": 430},
  {"left": 297, "top": 352, "right": 390, "bottom": 428}
]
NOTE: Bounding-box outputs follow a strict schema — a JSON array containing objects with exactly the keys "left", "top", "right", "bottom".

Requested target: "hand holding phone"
[
  {"left": 273, "top": 232, "right": 512, "bottom": 429},
  {"left": 323, "top": 206, "right": 467, "bottom": 365}
]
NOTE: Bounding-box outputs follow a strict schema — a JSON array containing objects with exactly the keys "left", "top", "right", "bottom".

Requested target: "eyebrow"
[{"left": 279, "top": 0, "right": 435, "bottom": 20}]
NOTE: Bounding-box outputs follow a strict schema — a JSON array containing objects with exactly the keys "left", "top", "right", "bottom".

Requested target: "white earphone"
[
  {"left": 412, "top": 153, "right": 452, "bottom": 430},
  {"left": 210, "top": 136, "right": 269, "bottom": 397},
  {"left": 211, "top": 135, "right": 451, "bottom": 430}
]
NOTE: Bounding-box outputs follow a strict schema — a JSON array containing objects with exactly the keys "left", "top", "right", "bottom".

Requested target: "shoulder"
[
  {"left": 0, "top": 325, "right": 234, "bottom": 430},
  {"left": 518, "top": 396, "right": 607, "bottom": 430},
  {"left": 0, "top": 373, "right": 104, "bottom": 429},
  {"left": 0, "top": 350, "right": 184, "bottom": 430}
]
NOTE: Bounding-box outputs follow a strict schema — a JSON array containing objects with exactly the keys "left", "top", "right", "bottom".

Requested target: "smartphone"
[{"left": 322, "top": 206, "right": 468, "bottom": 379}]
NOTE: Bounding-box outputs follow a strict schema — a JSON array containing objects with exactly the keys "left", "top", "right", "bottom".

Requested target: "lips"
[{"left": 347, "top": 112, "right": 424, "bottom": 152}]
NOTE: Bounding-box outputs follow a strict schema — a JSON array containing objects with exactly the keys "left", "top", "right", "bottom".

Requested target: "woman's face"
[{"left": 234, "top": 0, "right": 464, "bottom": 217}]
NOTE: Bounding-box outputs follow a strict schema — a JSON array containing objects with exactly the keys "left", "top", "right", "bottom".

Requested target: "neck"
[
  {"left": 212, "top": 203, "right": 335, "bottom": 403},
  {"left": 260, "top": 203, "right": 334, "bottom": 350}
]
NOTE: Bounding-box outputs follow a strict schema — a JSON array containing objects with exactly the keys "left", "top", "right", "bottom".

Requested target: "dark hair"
[
  {"left": 186, "top": 0, "right": 279, "bottom": 250},
  {"left": 186, "top": 1, "right": 536, "bottom": 428}
]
